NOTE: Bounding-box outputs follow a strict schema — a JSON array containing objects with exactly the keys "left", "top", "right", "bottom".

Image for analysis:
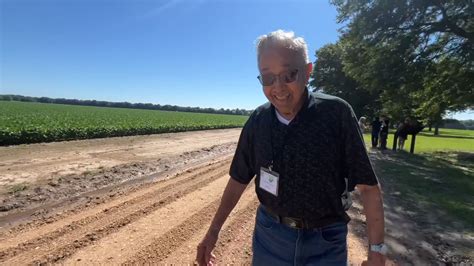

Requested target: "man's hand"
[
  {"left": 195, "top": 178, "right": 247, "bottom": 265},
  {"left": 195, "top": 231, "right": 218, "bottom": 266},
  {"left": 362, "top": 251, "right": 386, "bottom": 266}
]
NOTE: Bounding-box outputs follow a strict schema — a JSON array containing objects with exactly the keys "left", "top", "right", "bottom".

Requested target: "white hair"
[{"left": 256, "top": 29, "right": 310, "bottom": 64}]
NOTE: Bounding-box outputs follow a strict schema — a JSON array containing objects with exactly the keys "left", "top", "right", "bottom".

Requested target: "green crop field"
[{"left": 0, "top": 101, "right": 249, "bottom": 145}]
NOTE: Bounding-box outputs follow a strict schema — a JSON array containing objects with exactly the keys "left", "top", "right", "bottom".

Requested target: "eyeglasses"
[{"left": 257, "top": 69, "right": 299, "bottom": 86}]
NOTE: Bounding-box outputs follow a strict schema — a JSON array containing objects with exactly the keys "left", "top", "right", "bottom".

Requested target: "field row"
[{"left": 0, "top": 101, "right": 248, "bottom": 145}]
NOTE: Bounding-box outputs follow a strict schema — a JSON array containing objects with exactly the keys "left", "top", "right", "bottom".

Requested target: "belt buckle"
[{"left": 285, "top": 217, "right": 303, "bottom": 229}]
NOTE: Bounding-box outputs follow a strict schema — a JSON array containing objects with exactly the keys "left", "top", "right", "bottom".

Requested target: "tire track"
[
  {"left": 0, "top": 157, "right": 230, "bottom": 250},
  {"left": 122, "top": 199, "right": 221, "bottom": 265},
  {"left": 0, "top": 159, "right": 232, "bottom": 265},
  {"left": 0, "top": 148, "right": 234, "bottom": 233},
  {"left": 150, "top": 183, "right": 257, "bottom": 265},
  {"left": 123, "top": 189, "right": 258, "bottom": 265},
  {"left": 63, "top": 172, "right": 232, "bottom": 264},
  {"left": 214, "top": 199, "right": 258, "bottom": 265}
]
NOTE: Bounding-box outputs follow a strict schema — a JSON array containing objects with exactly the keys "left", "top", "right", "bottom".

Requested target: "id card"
[{"left": 259, "top": 167, "right": 279, "bottom": 197}]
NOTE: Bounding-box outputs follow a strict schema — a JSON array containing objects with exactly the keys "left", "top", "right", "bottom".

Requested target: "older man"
[{"left": 196, "top": 30, "right": 387, "bottom": 266}]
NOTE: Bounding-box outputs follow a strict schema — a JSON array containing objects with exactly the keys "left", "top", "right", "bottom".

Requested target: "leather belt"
[{"left": 261, "top": 205, "right": 344, "bottom": 229}]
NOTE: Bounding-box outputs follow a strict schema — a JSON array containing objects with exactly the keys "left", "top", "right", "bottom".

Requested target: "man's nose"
[{"left": 273, "top": 75, "right": 286, "bottom": 89}]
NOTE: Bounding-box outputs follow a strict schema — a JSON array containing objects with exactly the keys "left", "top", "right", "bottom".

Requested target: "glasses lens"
[
  {"left": 259, "top": 74, "right": 275, "bottom": 86},
  {"left": 283, "top": 69, "right": 299, "bottom": 83}
]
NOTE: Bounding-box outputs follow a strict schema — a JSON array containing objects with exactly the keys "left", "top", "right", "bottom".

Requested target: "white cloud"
[
  {"left": 446, "top": 109, "right": 474, "bottom": 121},
  {"left": 139, "top": 0, "right": 185, "bottom": 20}
]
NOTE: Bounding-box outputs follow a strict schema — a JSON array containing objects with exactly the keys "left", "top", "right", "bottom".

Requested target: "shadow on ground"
[{"left": 350, "top": 149, "right": 473, "bottom": 265}]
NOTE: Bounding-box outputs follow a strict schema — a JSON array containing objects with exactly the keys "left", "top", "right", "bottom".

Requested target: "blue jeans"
[{"left": 252, "top": 205, "right": 348, "bottom": 266}]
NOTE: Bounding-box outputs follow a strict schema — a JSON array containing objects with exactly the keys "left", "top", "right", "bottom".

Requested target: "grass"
[
  {"left": 419, "top": 128, "right": 474, "bottom": 138},
  {"left": 374, "top": 151, "right": 474, "bottom": 235},
  {"left": 364, "top": 128, "right": 474, "bottom": 234},
  {"left": 363, "top": 128, "right": 474, "bottom": 153},
  {"left": 8, "top": 183, "right": 28, "bottom": 194}
]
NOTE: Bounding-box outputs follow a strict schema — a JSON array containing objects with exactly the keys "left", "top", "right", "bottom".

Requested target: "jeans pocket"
[
  {"left": 256, "top": 206, "right": 275, "bottom": 230},
  {"left": 320, "top": 222, "right": 348, "bottom": 244}
]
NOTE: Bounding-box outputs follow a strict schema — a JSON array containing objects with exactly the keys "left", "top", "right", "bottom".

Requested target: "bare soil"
[{"left": 0, "top": 129, "right": 467, "bottom": 265}]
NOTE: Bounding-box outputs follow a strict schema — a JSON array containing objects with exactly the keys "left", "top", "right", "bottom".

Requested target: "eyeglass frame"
[{"left": 256, "top": 68, "right": 300, "bottom": 86}]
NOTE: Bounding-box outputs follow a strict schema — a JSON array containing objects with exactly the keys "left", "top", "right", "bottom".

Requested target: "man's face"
[{"left": 258, "top": 46, "right": 310, "bottom": 116}]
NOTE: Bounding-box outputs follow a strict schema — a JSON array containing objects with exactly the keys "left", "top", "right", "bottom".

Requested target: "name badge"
[{"left": 259, "top": 167, "right": 279, "bottom": 197}]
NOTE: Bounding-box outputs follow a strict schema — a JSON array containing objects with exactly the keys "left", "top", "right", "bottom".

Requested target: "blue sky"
[{"left": 0, "top": 0, "right": 472, "bottom": 120}]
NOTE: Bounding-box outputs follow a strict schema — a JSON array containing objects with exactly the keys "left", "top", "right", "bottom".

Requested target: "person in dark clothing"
[
  {"left": 371, "top": 117, "right": 381, "bottom": 148},
  {"left": 196, "top": 29, "right": 387, "bottom": 266},
  {"left": 396, "top": 118, "right": 410, "bottom": 151},
  {"left": 379, "top": 117, "right": 390, "bottom": 150}
]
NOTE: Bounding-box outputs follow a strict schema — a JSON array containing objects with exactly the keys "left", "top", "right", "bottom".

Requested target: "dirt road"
[{"left": 0, "top": 129, "right": 371, "bottom": 265}]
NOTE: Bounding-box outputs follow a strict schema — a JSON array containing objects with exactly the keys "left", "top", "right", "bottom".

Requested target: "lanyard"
[
  {"left": 269, "top": 111, "right": 290, "bottom": 172},
  {"left": 267, "top": 90, "right": 309, "bottom": 172}
]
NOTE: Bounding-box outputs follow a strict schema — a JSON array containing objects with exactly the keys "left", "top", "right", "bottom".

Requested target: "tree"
[
  {"left": 331, "top": 0, "right": 474, "bottom": 134},
  {"left": 310, "top": 43, "right": 380, "bottom": 118},
  {"left": 341, "top": 34, "right": 424, "bottom": 124},
  {"left": 414, "top": 57, "right": 474, "bottom": 134},
  {"left": 0, "top": 94, "right": 253, "bottom": 116},
  {"left": 332, "top": 0, "right": 473, "bottom": 66}
]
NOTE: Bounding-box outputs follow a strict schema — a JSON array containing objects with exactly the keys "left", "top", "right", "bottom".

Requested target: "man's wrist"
[
  {"left": 369, "top": 250, "right": 385, "bottom": 258},
  {"left": 368, "top": 251, "right": 386, "bottom": 266},
  {"left": 207, "top": 226, "right": 221, "bottom": 236}
]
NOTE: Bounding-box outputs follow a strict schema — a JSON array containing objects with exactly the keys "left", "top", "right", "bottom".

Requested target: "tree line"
[
  {"left": 455, "top": 119, "right": 474, "bottom": 130},
  {"left": 0, "top": 94, "right": 253, "bottom": 116},
  {"left": 310, "top": 0, "right": 473, "bottom": 135}
]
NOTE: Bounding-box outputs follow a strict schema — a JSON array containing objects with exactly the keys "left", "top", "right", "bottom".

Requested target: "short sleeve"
[
  {"left": 341, "top": 103, "right": 378, "bottom": 191},
  {"left": 229, "top": 116, "right": 256, "bottom": 184}
]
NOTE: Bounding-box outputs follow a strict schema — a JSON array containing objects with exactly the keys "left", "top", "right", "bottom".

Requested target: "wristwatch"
[{"left": 369, "top": 243, "right": 388, "bottom": 255}]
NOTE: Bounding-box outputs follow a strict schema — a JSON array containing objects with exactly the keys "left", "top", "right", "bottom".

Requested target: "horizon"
[{"left": 2, "top": 93, "right": 473, "bottom": 121}]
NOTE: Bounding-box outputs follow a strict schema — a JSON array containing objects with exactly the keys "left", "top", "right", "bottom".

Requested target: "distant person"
[
  {"left": 358, "top": 116, "right": 367, "bottom": 133},
  {"left": 371, "top": 116, "right": 382, "bottom": 148},
  {"left": 379, "top": 116, "right": 389, "bottom": 150},
  {"left": 196, "top": 30, "right": 387, "bottom": 266},
  {"left": 396, "top": 118, "right": 410, "bottom": 151}
]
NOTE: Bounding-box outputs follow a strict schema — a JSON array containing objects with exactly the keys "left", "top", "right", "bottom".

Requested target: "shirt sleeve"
[
  {"left": 229, "top": 115, "right": 256, "bottom": 184},
  {"left": 341, "top": 102, "right": 379, "bottom": 191}
]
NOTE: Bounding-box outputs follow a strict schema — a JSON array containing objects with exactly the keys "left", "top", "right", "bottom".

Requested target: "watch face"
[
  {"left": 380, "top": 244, "right": 388, "bottom": 254},
  {"left": 370, "top": 244, "right": 388, "bottom": 255}
]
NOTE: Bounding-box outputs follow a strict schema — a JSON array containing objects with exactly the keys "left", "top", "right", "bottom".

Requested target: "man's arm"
[
  {"left": 358, "top": 184, "right": 386, "bottom": 265},
  {"left": 196, "top": 177, "right": 248, "bottom": 265},
  {"left": 208, "top": 178, "right": 248, "bottom": 234}
]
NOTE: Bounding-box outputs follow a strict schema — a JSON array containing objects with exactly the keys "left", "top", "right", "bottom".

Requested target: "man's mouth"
[{"left": 274, "top": 94, "right": 290, "bottom": 101}]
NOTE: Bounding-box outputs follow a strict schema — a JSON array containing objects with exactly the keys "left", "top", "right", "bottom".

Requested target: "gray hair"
[{"left": 256, "top": 29, "right": 310, "bottom": 64}]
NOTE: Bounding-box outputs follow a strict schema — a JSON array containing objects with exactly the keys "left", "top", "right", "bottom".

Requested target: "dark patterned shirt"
[{"left": 229, "top": 90, "right": 378, "bottom": 225}]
